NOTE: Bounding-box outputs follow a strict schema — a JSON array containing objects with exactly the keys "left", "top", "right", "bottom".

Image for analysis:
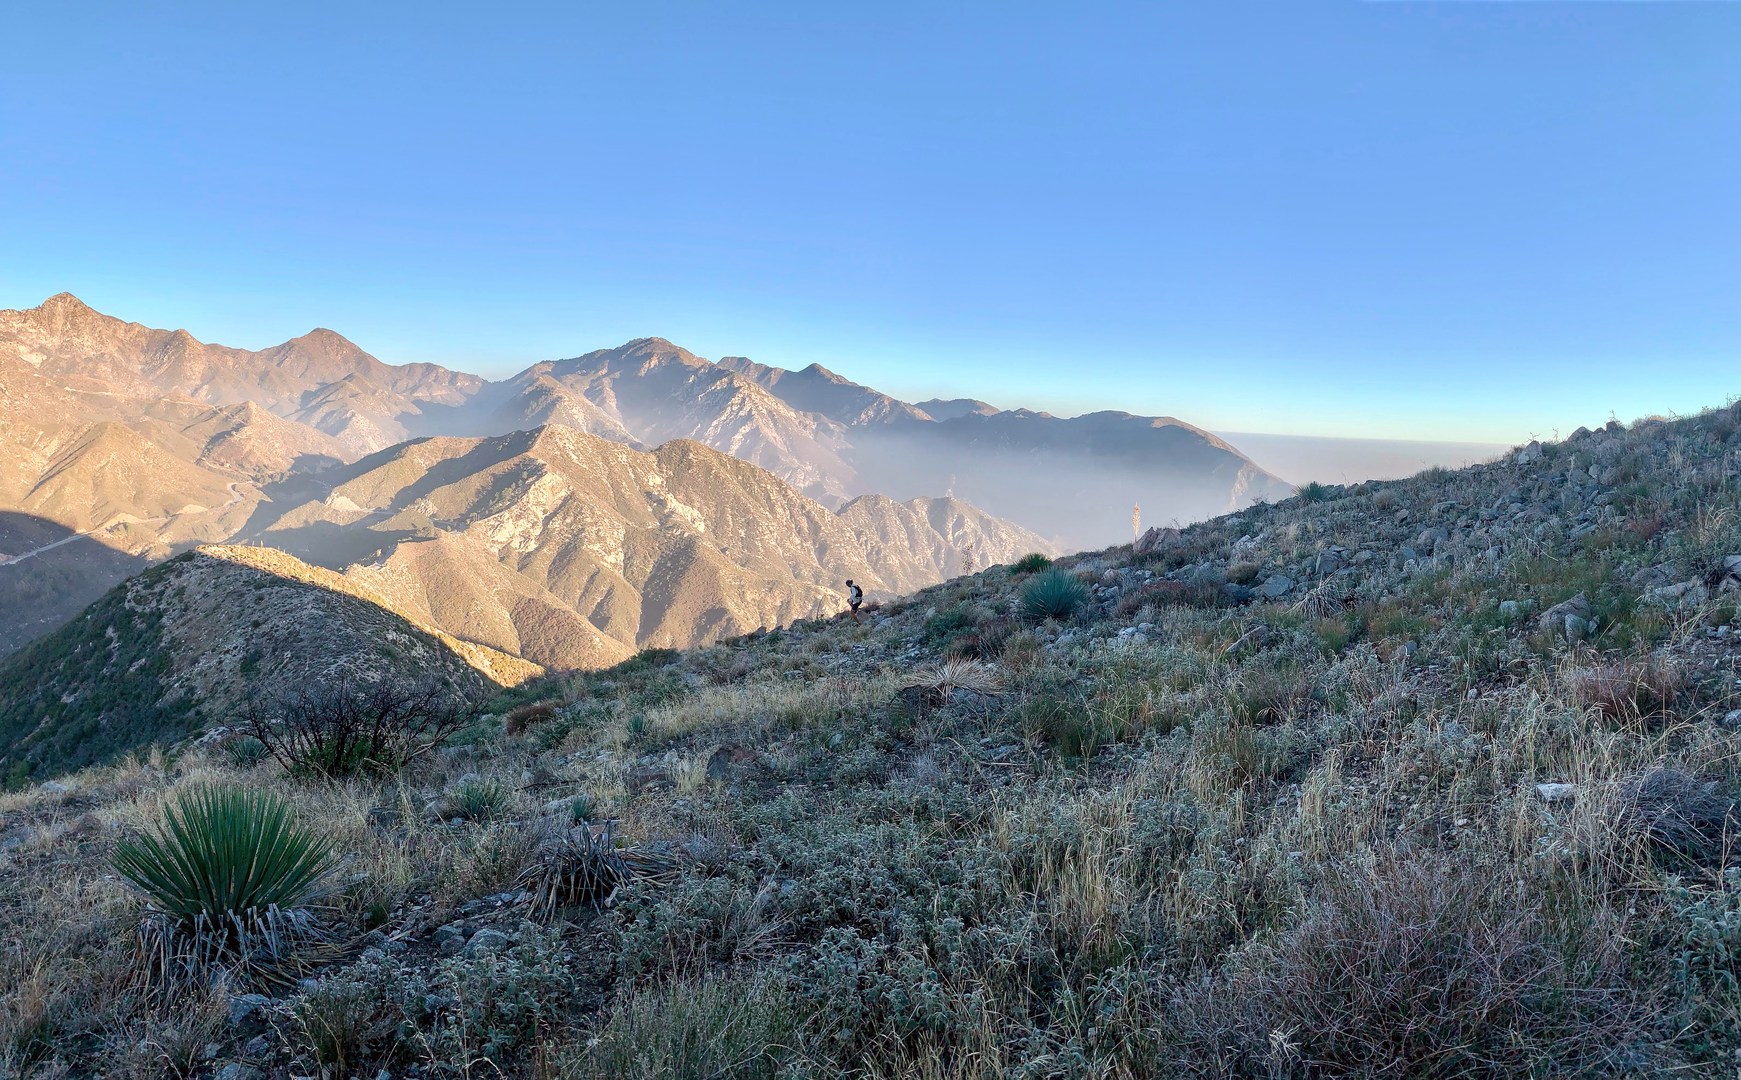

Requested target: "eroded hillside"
[{"left": 255, "top": 425, "right": 1052, "bottom": 667}]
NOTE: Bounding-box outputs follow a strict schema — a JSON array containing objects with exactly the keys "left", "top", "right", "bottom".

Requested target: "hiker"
[{"left": 845, "top": 579, "right": 864, "bottom": 623}]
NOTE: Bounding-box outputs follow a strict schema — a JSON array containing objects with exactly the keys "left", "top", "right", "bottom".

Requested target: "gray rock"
[
  {"left": 463, "top": 928, "right": 514, "bottom": 956},
  {"left": 1517, "top": 442, "right": 1544, "bottom": 465},
  {"left": 1536, "top": 783, "right": 1576, "bottom": 803},
  {"left": 1132, "top": 526, "right": 1178, "bottom": 555},
  {"left": 36, "top": 780, "right": 69, "bottom": 795},
  {"left": 1187, "top": 563, "right": 1225, "bottom": 587},
  {"left": 1259, "top": 575, "right": 1295, "bottom": 599},
  {"left": 243, "top": 1034, "right": 272, "bottom": 1059},
  {"left": 1415, "top": 527, "right": 1450, "bottom": 551},
  {"left": 1722, "top": 710, "right": 1741, "bottom": 728},
  {"left": 1538, "top": 594, "right": 1592, "bottom": 639},
  {"left": 706, "top": 745, "right": 759, "bottom": 782},
  {"left": 1648, "top": 580, "right": 1709, "bottom": 609},
  {"left": 1498, "top": 600, "right": 1521, "bottom": 619},
  {"left": 216, "top": 1066, "right": 265, "bottom": 1080},
  {"left": 625, "top": 766, "right": 674, "bottom": 794},
  {"left": 1631, "top": 566, "right": 1673, "bottom": 589},
  {"left": 227, "top": 993, "right": 271, "bottom": 1031}
]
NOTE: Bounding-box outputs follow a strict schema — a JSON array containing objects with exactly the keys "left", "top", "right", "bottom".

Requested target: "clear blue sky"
[{"left": 1, "top": 2, "right": 1735, "bottom": 442}]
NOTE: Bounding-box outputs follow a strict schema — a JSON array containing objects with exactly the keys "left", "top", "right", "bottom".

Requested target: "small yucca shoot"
[
  {"left": 112, "top": 785, "right": 337, "bottom": 988},
  {"left": 1022, "top": 568, "right": 1089, "bottom": 622}
]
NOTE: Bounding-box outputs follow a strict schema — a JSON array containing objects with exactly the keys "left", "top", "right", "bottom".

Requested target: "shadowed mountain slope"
[{"left": 0, "top": 545, "right": 506, "bottom": 781}]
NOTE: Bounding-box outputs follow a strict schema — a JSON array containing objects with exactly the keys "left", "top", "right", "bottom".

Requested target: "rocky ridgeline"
[{"left": 1120, "top": 417, "right": 1741, "bottom": 638}]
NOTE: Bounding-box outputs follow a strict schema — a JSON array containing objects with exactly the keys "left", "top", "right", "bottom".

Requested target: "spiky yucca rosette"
[{"left": 112, "top": 785, "right": 339, "bottom": 992}]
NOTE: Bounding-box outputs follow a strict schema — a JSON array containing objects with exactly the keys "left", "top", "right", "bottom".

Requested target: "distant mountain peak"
[{"left": 39, "top": 292, "right": 93, "bottom": 313}]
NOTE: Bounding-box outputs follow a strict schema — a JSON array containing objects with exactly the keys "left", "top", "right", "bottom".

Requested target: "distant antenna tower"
[{"left": 1132, "top": 503, "right": 1141, "bottom": 542}]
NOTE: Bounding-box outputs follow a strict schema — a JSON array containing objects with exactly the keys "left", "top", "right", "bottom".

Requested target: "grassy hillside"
[
  {"left": 2, "top": 404, "right": 1740, "bottom": 1077},
  {"left": 0, "top": 547, "right": 510, "bottom": 783}
]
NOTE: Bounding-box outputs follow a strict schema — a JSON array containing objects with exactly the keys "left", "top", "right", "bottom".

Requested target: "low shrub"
[
  {"left": 503, "top": 699, "right": 559, "bottom": 735},
  {"left": 559, "top": 975, "right": 798, "bottom": 1079},
  {"left": 1012, "top": 552, "right": 1054, "bottom": 574},
  {"left": 900, "top": 658, "right": 1004, "bottom": 709},
  {"left": 1668, "top": 874, "right": 1741, "bottom": 1062},
  {"left": 1022, "top": 569, "right": 1089, "bottom": 622},
  {"left": 1227, "top": 660, "right": 1315, "bottom": 725},
  {"left": 1115, "top": 581, "right": 1226, "bottom": 618},
  {"left": 1226, "top": 560, "right": 1262, "bottom": 585},
  {"left": 1169, "top": 853, "right": 1652, "bottom": 1076},
  {"left": 944, "top": 615, "right": 1018, "bottom": 660},
  {"left": 291, "top": 925, "right": 578, "bottom": 1071},
  {"left": 1567, "top": 656, "right": 1684, "bottom": 722},
  {"left": 518, "top": 822, "right": 679, "bottom": 920},
  {"left": 1614, "top": 768, "right": 1741, "bottom": 872},
  {"left": 246, "top": 680, "right": 473, "bottom": 780}
]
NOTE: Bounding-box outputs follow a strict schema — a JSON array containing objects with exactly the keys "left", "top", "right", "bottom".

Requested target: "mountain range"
[{"left": 0, "top": 292, "right": 1289, "bottom": 674}]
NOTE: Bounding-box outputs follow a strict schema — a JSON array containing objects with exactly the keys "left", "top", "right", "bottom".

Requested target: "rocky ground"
[{"left": 2, "top": 402, "right": 1740, "bottom": 1078}]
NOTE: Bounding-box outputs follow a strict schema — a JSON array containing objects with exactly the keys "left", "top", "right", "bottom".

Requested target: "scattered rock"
[
  {"left": 463, "top": 928, "right": 514, "bottom": 956},
  {"left": 1415, "top": 527, "right": 1450, "bottom": 552},
  {"left": 625, "top": 766, "right": 674, "bottom": 794},
  {"left": 1648, "top": 580, "right": 1709, "bottom": 609},
  {"left": 434, "top": 923, "right": 468, "bottom": 956},
  {"left": 227, "top": 993, "right": 271, "bottom": 1033},
  {"left": 1258, "top": 575, "right": 1295, "bottom": 599},
  {"left": 1536, "top": 783, "right": 1577, "bottom": 803},
  {"left": 1133, "top": 525, "right": 1179, "bottom": 555},
  {"left": 1538, "top": 594, "right": 1593, "bottom": 641},
  {"left": 706, "top": 745, "right": 759, "bottom": 783}
]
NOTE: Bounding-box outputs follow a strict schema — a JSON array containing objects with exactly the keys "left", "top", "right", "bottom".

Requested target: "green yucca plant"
[
  {"left": 449, "top": 778, "right": 510, "bottom": 821},
  {"left": 113, "top": 785, "right": 338, "bottom": 989},
  {"left": 1011, "top": 552, "right": 1053, "bottom": 574},
  {"left": 1298, "top": 480, "right": 1332, "bottom": 503},
  {"left": 1022, "top": 568, "right": 1089, "bottom": 622}
]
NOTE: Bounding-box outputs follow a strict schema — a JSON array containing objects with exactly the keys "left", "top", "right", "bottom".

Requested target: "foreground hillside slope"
[{"left": 3, "top": 405, "right": 1740, "bottom": 1077}]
